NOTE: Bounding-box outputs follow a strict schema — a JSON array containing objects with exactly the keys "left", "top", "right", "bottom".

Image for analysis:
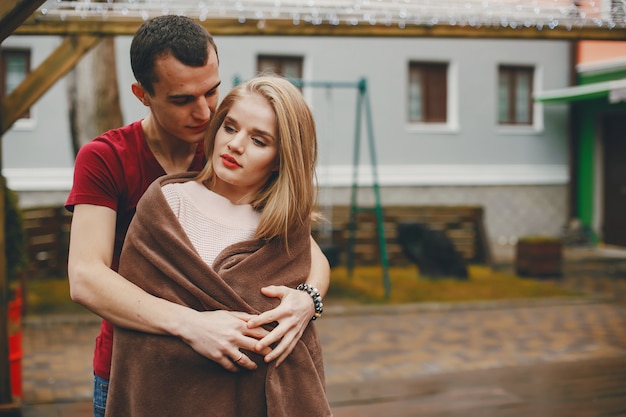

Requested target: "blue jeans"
[{"left": 93, "top": 374, "right": 109, "bottom": 417}]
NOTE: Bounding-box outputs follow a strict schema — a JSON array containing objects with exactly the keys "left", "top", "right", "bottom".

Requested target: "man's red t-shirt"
[{"left": 65, "top": 120, "right": 205, "bottom": 379}]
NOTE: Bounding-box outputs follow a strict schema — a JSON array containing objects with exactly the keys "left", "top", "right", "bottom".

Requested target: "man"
[{"left": 66, "top": 15, "right": 329, "bottom": 417}]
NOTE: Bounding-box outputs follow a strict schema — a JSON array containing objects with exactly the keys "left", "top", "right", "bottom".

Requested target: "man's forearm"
[
  {"left": 306, "top": 237, "right": 330, "bottom": 297},
  {"left": 69, "top": 262, "right": 193, "bottom": 338}
]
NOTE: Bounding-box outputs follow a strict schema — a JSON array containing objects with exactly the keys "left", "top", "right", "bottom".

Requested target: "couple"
[{"left": 66, "top": 15, "right": 332, "bottom": 417}]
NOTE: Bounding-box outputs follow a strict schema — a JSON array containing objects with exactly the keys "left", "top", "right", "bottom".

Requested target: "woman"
[{"left": 106, "top": 76, "right": 332, "bottom": 417}]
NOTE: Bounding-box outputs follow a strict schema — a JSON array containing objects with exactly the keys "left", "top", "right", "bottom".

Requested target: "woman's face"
[{"left": 211, "top": 92, "right": 279, "bottom": 204}]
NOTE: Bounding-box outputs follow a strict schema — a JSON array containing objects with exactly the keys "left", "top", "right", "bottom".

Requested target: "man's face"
[{"left": 142, "top": 48, "right": 220, "bottom": 144}]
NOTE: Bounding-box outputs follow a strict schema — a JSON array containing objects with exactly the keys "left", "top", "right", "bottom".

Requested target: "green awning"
[{"left": 534, "top": 78, "right": 626, "bottom": 103}]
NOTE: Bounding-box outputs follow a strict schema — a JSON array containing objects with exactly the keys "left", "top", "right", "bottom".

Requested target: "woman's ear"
[{"left": 131, "top": 82, "right": 150, "bottom": 106}]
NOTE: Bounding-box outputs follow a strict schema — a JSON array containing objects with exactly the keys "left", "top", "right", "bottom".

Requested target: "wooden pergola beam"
[
  {"left": 0, "top": 35, "right": 102, "bottom": 136},
  {"left": 12, "top": 17, "right": 626, "bottom": 40},
  {"left": 0, "top": 0, "right": 47, "bottom": 43}
]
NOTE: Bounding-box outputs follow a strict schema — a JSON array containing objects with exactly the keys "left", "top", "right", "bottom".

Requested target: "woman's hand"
[
  {"left": 246, "top": 285, "right": 315, "bottom": 366},
  {"left": 179, "top": 310, "right": 271, "bottom": 372}
]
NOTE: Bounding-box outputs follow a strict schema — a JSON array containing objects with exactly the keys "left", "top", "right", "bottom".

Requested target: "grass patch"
[
  {"left": 23, "top": 277, "right": 90, "bottom": 315},
  {"left": 20, "top": 265, "right": 581, "bottom": 315},
  {"left": 327, "top": 264, "right": 581, "bottom": 305}
]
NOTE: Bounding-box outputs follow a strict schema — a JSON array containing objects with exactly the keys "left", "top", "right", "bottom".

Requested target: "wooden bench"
[
  {"left": 22, "top": 206, "right": 72, "bottom": 279},
  {"left": 312, "top": 205, "right": 491, "bottom": 267}
]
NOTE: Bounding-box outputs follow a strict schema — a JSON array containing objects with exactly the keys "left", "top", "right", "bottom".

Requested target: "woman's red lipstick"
[{"left": 221, "top": 154, "right": 240, "bottom": 169}]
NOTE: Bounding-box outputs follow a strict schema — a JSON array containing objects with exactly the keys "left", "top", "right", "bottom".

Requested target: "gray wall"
[
  {"left": 2, "top": 37, "right": 74, "bottom": 169},
  {"left": 216, "top": 36, "right": 570, "bottom": 170}
]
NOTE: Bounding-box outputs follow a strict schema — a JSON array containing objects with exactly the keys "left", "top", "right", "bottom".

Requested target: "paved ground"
[{"left": 8, "top": 245, "right": 626, "bottom": 416}]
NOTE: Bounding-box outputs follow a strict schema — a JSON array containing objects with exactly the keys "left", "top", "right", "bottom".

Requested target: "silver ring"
[{"left": 235, "top": 353, "right": 244, "bottom": 363}]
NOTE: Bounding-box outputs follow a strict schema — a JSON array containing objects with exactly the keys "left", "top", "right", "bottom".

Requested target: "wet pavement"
[{"left": 9, "top": 245, "right": 626, "bottom": 416}]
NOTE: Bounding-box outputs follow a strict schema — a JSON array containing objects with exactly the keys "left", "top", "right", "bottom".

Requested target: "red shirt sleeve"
[{"left": 65, "top": 137, "right": 125, "bottom": 212}]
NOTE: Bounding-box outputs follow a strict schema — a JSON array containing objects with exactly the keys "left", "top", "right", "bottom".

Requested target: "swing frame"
[{"left": 233, "top": 75, "right": 391, "bottom": 298}]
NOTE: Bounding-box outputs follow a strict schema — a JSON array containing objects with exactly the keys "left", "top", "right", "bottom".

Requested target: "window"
[
  {"left": 257, "top": 55, "right": 303, "bottom": 79},
  {"left": 498, "top": 65, "right": 534, "bottom": 125},
  {"left": 408, "top": 61, "right": 448, "bottom": 123},
  {"left": 1, "top": 49, "right": 31, "bottom": 119}
]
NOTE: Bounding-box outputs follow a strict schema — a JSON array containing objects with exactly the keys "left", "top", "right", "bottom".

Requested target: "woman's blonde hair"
[{"left": 197, "top": 75, "right": 318, "bottom": 243}]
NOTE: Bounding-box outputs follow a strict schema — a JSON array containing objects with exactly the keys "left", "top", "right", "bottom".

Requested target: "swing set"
[{"left": 234, "top": 75, "right": 391, "bottom": 298}]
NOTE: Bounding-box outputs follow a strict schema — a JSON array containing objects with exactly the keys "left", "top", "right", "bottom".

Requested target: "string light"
[{"left": 35, "top": 0, "right": 626, "bottom": 29}]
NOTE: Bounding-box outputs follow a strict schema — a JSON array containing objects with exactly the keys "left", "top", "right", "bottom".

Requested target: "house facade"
[
  {"left": 1, "top": 34, "right": 572, "bottom": 252},
  {"left": 536, "top": 40, "right": 626, "bottom": 247}
]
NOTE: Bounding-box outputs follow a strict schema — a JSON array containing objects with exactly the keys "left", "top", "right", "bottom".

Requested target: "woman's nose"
[{"left": 227, "top": 133, "right": 245, "bottom": 153}]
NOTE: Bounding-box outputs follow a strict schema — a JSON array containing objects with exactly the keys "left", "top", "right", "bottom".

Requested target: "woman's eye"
[
  {"left": 223, "top": 125, "right": 236, "bottom": 133},
  {"left": 252, "top": 138, "right": 266, "bottom": 147}
]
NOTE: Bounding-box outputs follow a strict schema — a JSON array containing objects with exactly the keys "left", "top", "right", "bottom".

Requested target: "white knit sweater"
[{"left": 162, "top": 181, "right": 260, "bottom": 267}]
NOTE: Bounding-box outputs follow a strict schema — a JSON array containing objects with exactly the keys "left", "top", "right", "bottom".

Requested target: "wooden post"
[
  {"left": 0, "top": 172, "right": 10, "bottom": 403},
  {"left": 0, "top": 170, "right": 21, "bottom": 414}
]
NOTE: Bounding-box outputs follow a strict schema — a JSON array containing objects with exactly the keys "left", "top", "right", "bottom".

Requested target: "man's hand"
[
  {"left": 180, "top": 310, "right": 272, "bottom": 372},
  {"left": 247, "top": 285, "right": 314, "bottom": 366}
]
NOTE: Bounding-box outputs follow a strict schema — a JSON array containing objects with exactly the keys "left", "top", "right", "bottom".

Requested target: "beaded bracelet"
[{"left": 296, "top": 283, "right": 324, "bottom": 320}]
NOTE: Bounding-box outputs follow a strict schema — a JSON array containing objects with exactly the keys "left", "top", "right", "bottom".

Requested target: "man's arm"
[
  {"left": 248, "top": 236, "right": 331, "bottom": 365},
  {"left": 68, "top": 204, "right": 269, "bottom": 371},
  {"left": 306, "top": 236, "right": 331, "bottom": 296}
]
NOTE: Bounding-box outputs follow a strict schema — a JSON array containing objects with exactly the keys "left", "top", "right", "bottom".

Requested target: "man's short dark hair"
[{"left": 130, "top": 15, "right": 218, "bottom": 95}]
